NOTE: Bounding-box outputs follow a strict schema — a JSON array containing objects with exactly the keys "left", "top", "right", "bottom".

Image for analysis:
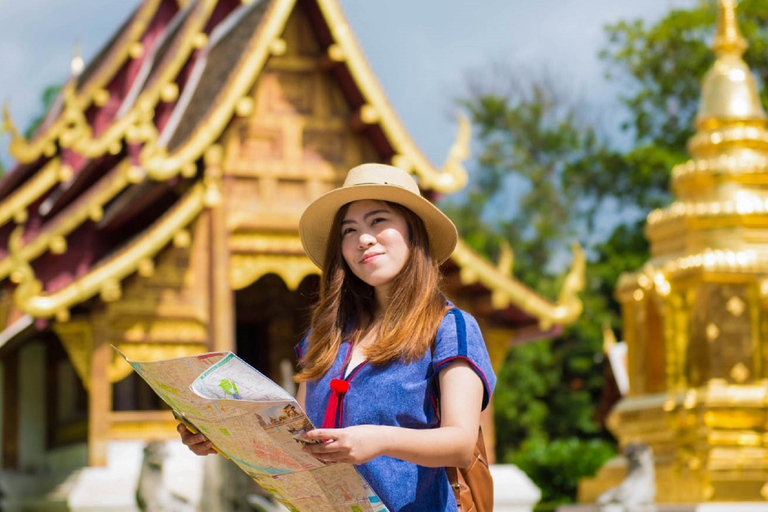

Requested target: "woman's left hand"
[{"left": 302, "top": 425, "right": 384, "bottom": 464}]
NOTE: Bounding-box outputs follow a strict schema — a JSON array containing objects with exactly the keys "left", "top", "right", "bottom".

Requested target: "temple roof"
[{"left": 0, "top": 0, "right": 583, "bottom": 340}]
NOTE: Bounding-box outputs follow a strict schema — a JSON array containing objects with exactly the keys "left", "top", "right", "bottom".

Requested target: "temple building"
[
  {"left": 581, "top": 0, "right": 768, "bottom": 504},
  {"left": 0, "top": 0, "right": 583, "bottom": 508}
]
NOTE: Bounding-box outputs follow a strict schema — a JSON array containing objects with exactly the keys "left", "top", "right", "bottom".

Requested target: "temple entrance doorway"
[{"left": 234, "top": 274, "right": 319, "bottom": 392}]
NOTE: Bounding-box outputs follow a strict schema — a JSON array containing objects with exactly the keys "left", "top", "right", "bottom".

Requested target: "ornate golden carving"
[
  {"left": 600, "top": 2, "right": 768, "bottom": 502},
  {"left": 9, "top": 183, "right": 207, "bottom": 318},
  {"left": 0, "top": 160, "right": 132, "bottom": 281},
  {"left": 143, "top": 0, "right": 467, "bottom": 191},
  {"left": 4, "top": 0, "right": 218, "bottom": 168},
  {"left": 52, "top": 319, "right": 94, "bottom": 389},
  {"left": 0, "top": 158, "right": 63, "bottom": 226},
  {"left": 115, "top": 319, "right": 207, "bottom": 344},
  {"left": 451, "top": 239, "right": 584, "bottom": 330},
  {"left": 4, "top": 0, "right": 165, "bottom": 162},
  {"left": 730, "top": 362, "right": 750, "bottom": 382},
  {"left": 706, "top": 323, "right": 720, "bottom": 342},
  {"left": 4, "top": 86, "right": 87, "bottom": 163},
  {"left": 229, "top": 253, "right": 319, "bottom": 290},
  {"left": 424, "top": 113, "right": 470, "bottom": 192},
  {"left": 229, "top": 233, "right": 305, "bottom": 254},
  {"left": 726, "top": 295, "right": 746, "bottom": 316}
]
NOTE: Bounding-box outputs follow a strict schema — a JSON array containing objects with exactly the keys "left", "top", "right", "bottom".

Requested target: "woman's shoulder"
[
  {"left": 436, "top": 303, "right": 483, "bottom": 348},
  {"left": 438, "top": 303, "right": 480, "bottom": 332}
]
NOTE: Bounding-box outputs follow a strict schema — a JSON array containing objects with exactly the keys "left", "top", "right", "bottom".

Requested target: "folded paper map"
[{"left": 114, "top": 347, "right": 388, "bottom": 512}]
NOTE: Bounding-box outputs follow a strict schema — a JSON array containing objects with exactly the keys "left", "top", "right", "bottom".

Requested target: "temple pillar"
[
  {"left": 210, "top": 193, "right": 235, "bottom": 354},
  {"left": 88, "top": 309, "right": 111, "bottom": 466}
]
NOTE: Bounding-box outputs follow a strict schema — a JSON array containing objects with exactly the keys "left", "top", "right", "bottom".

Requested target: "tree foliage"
[
  {"left": 24, "top": 84, "right": 62, "bottom": 140},
  {"left": 447, "top": 0, "right": 768, "bottom": 505}
]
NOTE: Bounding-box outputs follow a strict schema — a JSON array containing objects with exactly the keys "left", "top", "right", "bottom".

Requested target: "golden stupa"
[{"left": 583, "top": 0, "right": 768, "bottom": 503}]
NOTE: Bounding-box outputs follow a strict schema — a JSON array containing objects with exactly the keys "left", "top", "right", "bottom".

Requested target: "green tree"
[
  {"left": 444, "top": 72, "right": 621, "bottom": 506},
  {"left": 447, "top": 0, "right": 768, "bottom": 506}
]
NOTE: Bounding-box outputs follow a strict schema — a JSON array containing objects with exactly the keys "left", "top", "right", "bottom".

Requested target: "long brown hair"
[{"left": 295, "top": 201, "right": 446, "bottom": 382}]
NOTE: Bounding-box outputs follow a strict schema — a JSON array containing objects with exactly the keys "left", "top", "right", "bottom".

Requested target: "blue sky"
[{"left": 0, "top": 0, "right": 698, "bottom": 171}]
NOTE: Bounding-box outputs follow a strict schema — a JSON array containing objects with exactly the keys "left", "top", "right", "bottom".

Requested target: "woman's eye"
[
  {"left": 371, "top": 217, "right": 387, "bottom": 225},
  {"left": 342, "top": 227, "right": 355, "bottom": 236}
]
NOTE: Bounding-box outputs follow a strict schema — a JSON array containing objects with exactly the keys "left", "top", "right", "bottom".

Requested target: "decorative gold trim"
[
  {"left": 9, "top": 182, "right": 207, "bottom": 318},
  {"left": 4, "top": 0, "right": 165, "bottom": 163},
  {"left": 142, "top": 0, "right": 296, "bottom": 180},
  {"left": 229, "top": 232, "right": 305, "bottom": 253},
  {"left": 230, "top": 253, "right": 319, "bottom": 290},
  {"left": 0, "top": 160, "right": 133, "bottom": 281},
  {"left": 69, "top": 0, "right": 217, "bottom": 160},
  {"left": 52, "top": 319, "right": 94, "bottom": 390},
  {"left": 315, "top": 0, "right": 468, "bottom": 192},
  {"left": 451, "top": 239, "right": 585, "bottom": 330},
  {"left": 0, "top": 158, "right": 65, "bottom": 226},
  {"left": 144, "top": 0, "right": 469, "bottom": 192},
  {"left": 4, "top": 87, "right": 87, "bottom": 163}
]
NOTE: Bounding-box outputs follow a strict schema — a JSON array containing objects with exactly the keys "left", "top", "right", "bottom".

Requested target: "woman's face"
[{"left": 340, "top": 200, "right": 410, "bottom": 294}]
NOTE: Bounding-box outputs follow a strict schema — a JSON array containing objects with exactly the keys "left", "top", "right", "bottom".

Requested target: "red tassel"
[
  {"left": 330, "top": 378, "right": 349, "bottom": 393},
  {"left": 321, "top": 378, "right": 350, "bottom": 429}
]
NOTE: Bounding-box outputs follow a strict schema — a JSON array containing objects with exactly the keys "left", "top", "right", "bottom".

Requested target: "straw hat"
[{"left": 299, "top": 163, "right": 458, "bottom": 269}]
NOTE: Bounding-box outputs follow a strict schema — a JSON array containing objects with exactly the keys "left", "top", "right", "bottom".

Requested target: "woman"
[{"left": 180, "top": 163, "right": 495, "bottom": 511}]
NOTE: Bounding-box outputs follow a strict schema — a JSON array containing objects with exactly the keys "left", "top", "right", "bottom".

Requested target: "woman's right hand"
[{"left": 177, "top": 423, "right": 217, "bottom": 456}]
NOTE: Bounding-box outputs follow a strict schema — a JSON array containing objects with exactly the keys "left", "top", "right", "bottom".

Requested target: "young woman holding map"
[{"left": 179, "top": 163, "right": 495, "bottom": 511}]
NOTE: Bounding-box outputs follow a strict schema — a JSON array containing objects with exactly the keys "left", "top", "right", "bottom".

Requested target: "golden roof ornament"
[
  {"left": 693, "top": 0, "right": 765, "bottom": 139},
  {"left": 604, "top": 1, "right": 768, "bottom": 501}
]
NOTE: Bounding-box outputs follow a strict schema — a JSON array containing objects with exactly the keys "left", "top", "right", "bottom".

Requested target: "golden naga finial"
[
  {"left": 545, "top": 241, "right": 586, "bottom": 329},
  {"left": 430, "top": 113, "right": 470, "bottom": 191},
  {"left": 712, "top": 0, "right": 747, "bottom": 57},
  {"left": 2, "top": 103, "right": 22, "bottom": 140},
  {"left": 496, "top": 241, "right": 514, "bottom": 277}
]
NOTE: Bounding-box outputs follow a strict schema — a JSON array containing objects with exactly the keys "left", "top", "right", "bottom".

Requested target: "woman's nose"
[{"left": 358, "top": 232, "right": 376, "bottom": 248}]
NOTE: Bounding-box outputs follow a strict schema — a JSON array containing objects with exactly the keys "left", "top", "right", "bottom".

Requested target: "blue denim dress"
[{"left": 295, "top": 306, "right": 496, "bottom": 512}]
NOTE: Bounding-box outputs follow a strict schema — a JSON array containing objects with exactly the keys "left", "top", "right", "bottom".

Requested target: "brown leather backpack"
[
  {"left": 445, "top": 426, "right": 494, "bottom": 512},
  {"left": 436, "top": 307, "right": 494, "bottom": 512}
]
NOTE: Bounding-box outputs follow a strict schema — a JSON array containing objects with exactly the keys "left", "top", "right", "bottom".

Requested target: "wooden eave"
[
  {"left": 148, "top": 0, "right": 468, "bottom": 191},
  {"left": 9, "top": 181, "right": 209, "bottom": 320},
  {"left": 0, "top": 0, "right": 584, "bottom": 334},
  {"left": 3, "top": 0, "right": 175, "bottom": 165},
  {"left": 0, "top": 1, "right": 219, "bottom": 268},
  {"left": 0, "top": 160, "right": 134, "bottom": 281},
  {"left": 31, "top": 0, "right": 212, "bottom": 218}
]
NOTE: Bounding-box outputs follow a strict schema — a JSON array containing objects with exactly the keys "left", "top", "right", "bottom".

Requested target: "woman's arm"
[
  {"left": 302, "top": 359, "right": 483, "bottom": 467},
  {"left": 296, "top": 381, "right": 307, "bottom": 410}
]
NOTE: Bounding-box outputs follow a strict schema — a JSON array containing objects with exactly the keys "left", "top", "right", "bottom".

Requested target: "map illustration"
[{"left": 114, "top": 348, "right": 388, "bottom": 512}]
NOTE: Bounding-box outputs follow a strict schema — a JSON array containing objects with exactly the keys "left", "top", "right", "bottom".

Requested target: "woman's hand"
[
  {"left": 302, "top": 425, "right": 385, "bottom": 464},
  {"left": 177, "top": 423, "right": 217, "bottom": 456}
]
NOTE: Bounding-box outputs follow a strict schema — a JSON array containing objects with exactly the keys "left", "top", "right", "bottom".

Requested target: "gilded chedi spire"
[
  {"left": 603, "top": 1, "right": 768, "bottom": 502},
  {"left": 646, "top": 0, "right": 768, "bottom": 270},
  {"left": 692, "top": 0, "right": 766, "bottom": 149}
]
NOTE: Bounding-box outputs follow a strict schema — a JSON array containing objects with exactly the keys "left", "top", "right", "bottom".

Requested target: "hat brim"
[{"left": 299, "top": 183, "right": 458, "bottom": 269}]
